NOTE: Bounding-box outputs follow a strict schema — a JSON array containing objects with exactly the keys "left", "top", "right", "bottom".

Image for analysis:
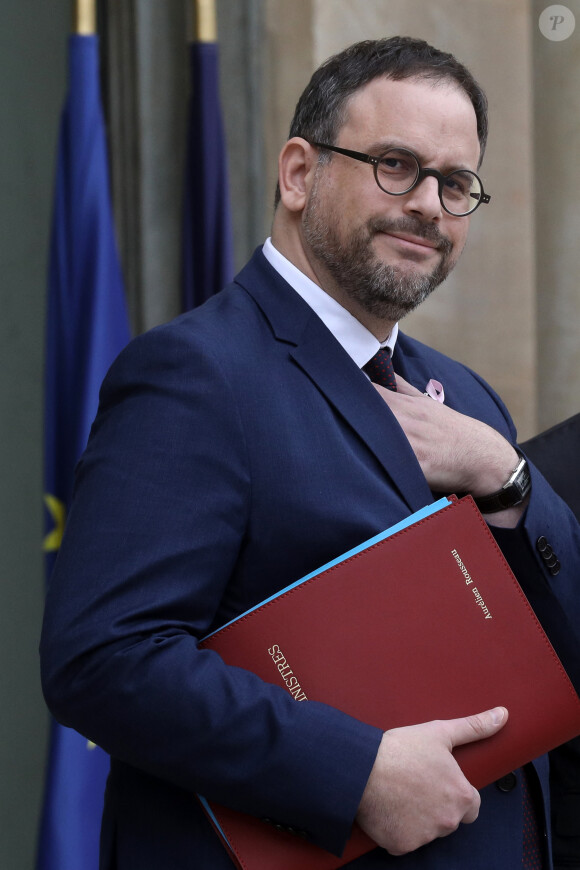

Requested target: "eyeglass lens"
[{"left": 376, "top": 149, "right": 483, "bottom": 216}]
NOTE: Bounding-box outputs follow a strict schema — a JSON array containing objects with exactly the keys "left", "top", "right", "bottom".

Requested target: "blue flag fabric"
[
  {"left": 182, "top": 41, "right": 234, "bottom": 310},
  {"left": 38, "top": 34, "right": 131, "bottom": 870}
]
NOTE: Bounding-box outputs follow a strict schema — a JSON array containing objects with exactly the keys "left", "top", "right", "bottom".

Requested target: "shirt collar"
[{"left": 262, "top": 238, "right": 398, "bottom": 368}]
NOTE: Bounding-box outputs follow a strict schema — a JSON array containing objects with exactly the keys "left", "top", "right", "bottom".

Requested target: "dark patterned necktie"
[
  {"left": 522, "top": 766, "right": 544, "bottom": 869},
  {"left": 363, "top": 347, "right": 397, "bottom": 391}
]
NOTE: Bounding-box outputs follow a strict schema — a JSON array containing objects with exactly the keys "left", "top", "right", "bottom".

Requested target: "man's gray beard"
[{"left": 303, "top": 191, "right": 455, "bottom": 322}]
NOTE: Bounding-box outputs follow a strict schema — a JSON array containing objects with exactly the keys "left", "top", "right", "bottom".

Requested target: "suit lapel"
[
  {"left": 236, "top": 250, "right": 433, "bottom": 513},
  {"left": 392, "top": 340, "right": 433, "bottom": 394},
  {"left": 290, "top": 319, "right": 433, "bottom": 512}
]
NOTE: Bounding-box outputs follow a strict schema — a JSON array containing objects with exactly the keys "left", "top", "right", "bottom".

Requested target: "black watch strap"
[{"left": 472, "top": 448, "right": 531, "bottom": 514}]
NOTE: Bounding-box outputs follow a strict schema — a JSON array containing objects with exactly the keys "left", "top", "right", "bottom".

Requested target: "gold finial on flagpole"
[
  {"left": 73, "top": 0, "right": 96, "bottom": 35},
  {"left": 195, "top": 0, "right": 217, "bottom": 43}
]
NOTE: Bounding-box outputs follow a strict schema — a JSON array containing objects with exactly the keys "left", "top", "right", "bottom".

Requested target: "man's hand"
[
  {"left": 356, "top": 707, "right": 508, "bottom": 855},
  {"left": 373, "top": 378, "right": 527, "bottom": 528}
]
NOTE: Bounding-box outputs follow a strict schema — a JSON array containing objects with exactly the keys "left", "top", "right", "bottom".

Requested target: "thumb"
[{"left": 447, "top": 706, "right": 508, "bottom": 749}]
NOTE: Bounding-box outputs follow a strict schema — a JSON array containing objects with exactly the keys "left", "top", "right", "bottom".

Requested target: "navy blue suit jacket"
[{"left": 41, "top": 249, "right": 580, "bottom": 869}]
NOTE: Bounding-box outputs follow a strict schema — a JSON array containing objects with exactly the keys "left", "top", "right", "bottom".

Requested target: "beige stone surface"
[{"left": 533, "top": 0, "right": 580, "bottom": 430}]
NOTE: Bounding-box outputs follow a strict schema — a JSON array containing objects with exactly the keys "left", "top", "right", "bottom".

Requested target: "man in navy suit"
[{"left": 41, "top": 37, "right": 580, "bottom": 868}]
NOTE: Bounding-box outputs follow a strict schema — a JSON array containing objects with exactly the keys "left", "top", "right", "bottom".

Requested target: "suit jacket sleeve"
[
  {"left": 40, "top": 320, "right": 382, "bottom": 857},
  {"left": 465, "top": 368, "right": 580, "bottom": 681}
]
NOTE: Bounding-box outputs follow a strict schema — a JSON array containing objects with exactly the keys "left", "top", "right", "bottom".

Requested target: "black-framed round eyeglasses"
[{"left": 309, "top": 142, "right": 490, "bottom": 217}]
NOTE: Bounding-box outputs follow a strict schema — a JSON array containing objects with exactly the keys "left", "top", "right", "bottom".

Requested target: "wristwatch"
[{"left": 472, "top": 448, "right": 531, "bottom": 514}]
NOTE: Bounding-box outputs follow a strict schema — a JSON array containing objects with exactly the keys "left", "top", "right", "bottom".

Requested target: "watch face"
[
  {"left": 512, "top": 459, "right": 531, "bottom": 500},
  {"left": 474, "top": 453, "right": 531, "bottom": 513}
]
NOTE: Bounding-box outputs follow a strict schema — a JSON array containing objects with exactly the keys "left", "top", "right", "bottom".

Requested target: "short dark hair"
[{"left": 274, "top": 36, "right": 488, "bottom": 207}]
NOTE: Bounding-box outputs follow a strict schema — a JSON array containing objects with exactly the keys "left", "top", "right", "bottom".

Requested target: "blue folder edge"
[
  {"left": 198, "top": 794, "right": 232, "bottom": 844},
  {"left": 203, "top": 496, "right": 452, "bottom": 642},
  {"left": 198, "top": 496, "right": 452, "bottom": 845}
]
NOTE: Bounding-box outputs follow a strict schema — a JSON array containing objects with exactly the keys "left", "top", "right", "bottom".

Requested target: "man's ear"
[{"left": 278, "top": 138, "right": 318, "bottom": 213}]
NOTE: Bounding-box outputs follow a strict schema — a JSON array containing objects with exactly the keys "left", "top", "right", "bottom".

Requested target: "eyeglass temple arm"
[{"left": 309, "top": 142, "right": 377, "bottom": 165}]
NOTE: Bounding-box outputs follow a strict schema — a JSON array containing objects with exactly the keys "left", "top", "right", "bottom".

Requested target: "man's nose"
[{"left": 401, "top": 175, "right": 443, "bottom": 221}]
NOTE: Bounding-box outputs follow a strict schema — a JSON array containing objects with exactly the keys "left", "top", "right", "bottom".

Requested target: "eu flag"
[
  {"left": 38, "top": 33, "right": 131, "bottom": 870},
  {"left": 182, "top": 38, "right": 234, "bottom": 311}
]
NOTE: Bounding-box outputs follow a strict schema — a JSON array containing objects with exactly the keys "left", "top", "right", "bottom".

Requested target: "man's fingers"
[
  {"left": 461, "top": 787, "right": 482, "bottom": 825},
  {"left": 372, "top": 376, "right": 432, "bottom": 399},
  {"left": 356, "top": 712, "right": 499, "bottom": 855},
  {"left": 447, "top": 706, "right": 508, "bottom": 749},
  {"left": 372, "top": 378, "right": 423, "bottom": 400},
  {"left": 393, "top": 374, "right": 424, "bottom": 396}
]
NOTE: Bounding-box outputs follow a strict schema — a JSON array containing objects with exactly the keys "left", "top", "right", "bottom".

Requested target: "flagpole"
[
  {"left": 73, "top": 0, "right": 96, "bottom": 36},
  {"left": 183, "top": 0, "right": 233, "bottom": 310},
  {"left": 195, "top": 0, "right": 217, "bottom": 42}
]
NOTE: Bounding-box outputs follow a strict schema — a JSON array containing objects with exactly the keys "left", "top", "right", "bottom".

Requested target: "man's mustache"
[{"left": 369, "top": 217, "right": 453, "bottom": 255}]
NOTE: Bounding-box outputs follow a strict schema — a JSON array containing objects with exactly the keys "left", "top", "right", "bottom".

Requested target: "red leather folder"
[{"left": 198, "top": 495, "right": 580, "bottom": 870}]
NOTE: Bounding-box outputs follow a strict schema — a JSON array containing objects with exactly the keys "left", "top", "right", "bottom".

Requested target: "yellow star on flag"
[{"left": 43, "top": 494, "right": 66, "bottom": 552}]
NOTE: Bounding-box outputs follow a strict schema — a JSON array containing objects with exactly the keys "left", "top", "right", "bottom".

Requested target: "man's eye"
[
  {"left": 378, "top": 152, "right": 415, "bottom": 175},
  {"left": 444, "top": 171, "right": 475, "bottom": 198}
]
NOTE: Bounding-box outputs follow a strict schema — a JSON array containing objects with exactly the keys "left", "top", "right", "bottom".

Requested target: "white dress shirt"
[{"left": 262, "top": 238, "right": 398, "bottom": 369}]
